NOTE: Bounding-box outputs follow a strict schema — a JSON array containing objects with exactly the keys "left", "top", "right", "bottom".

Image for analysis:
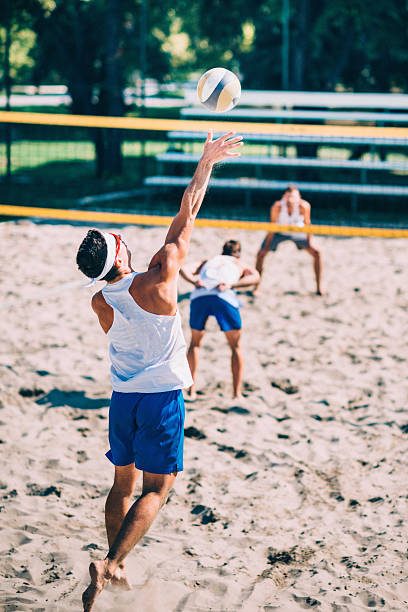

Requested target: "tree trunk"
[
  {"left": 96, "top": 0, "right": 124, "bottom": 176},
  {"left": 291, "top": 0, "right": 309, "bottom": 91},
  {"left": 326, "top": 20, "right": 354, "bottom": 90}
]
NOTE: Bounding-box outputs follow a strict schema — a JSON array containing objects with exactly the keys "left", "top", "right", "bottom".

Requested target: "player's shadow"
[
  {"left": 35, "top": 389, "right": 109, "bottom": 410},
  {"left": 177, "top": 291, "right": 192, "bottom": 303}
]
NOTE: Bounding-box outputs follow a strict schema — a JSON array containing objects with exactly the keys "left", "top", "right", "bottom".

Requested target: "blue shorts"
[
  {"left": 106, "top": 389, "right": 185, "bottom": 474},
  {"left": 190, "top": 295, "right": 242, "bottom": 332}
]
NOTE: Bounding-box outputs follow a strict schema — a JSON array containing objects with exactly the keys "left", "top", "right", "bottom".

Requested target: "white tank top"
[
  {"left": 277, "top": 199, "right": 307, "bottom": 239},
  {"left": 190, "top": 255, "right": 241, "bottom": 308},
  {"left": 102, "top": 272, "right": 193, "bottom": 393}
]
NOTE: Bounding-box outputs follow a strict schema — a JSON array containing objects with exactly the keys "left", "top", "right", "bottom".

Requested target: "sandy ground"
[{"left": 0, "top": 219, "right": 407, "bottom": 612}]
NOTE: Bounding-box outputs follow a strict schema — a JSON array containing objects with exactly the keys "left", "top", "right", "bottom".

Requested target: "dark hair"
[
  {"left": 222, "top": 239, "right": 241, "bottom": 257},
  {"left": 285, "top": 183, "right": 299, "bottom": 193},
  {"left": 76, "top": 229, "right": 119, "bottom": 281}
]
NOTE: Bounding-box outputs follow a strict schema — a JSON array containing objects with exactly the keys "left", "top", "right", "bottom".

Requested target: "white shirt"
[
  {"left": 190, "top": 255, "right": 241, "bottom": 308},
  {"left": 102, "top": 272, "right": 193, "bottom": 393},
  {"left": 277, "top": 198, "right": 307, "bottom": 239}
]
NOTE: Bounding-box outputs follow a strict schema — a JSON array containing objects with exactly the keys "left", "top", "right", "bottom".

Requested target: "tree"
[
  {"left": 23, "top": 0, "right": 175, "bottom": 176},
  {"left": 238, "top": 0, "right": 408, "bottom": 92}
]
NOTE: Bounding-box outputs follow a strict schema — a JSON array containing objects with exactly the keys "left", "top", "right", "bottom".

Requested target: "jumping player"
[
  {"left": 254, "top": 185, "right": 323, "bottom": 295},
  {"left": 180, "top": 240, "right": 259, "bottom": 399},
  {"left": 76, "top": 130, "right": 243, "bottom": 611}
]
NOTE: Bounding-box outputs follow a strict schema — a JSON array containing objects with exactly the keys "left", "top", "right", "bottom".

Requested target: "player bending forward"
[
  {"left": 254, "top": 184, "right": 323, "bottom": 295},
  {"left": 76, "top": 130, "right": 243, "bottom": 611},
  {"left": 181, "top": 240, "right": 259, "bottom": 399}
]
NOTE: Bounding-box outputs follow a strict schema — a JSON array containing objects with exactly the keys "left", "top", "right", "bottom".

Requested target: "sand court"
[{"left": 0, "top": 220, "right": 407, "bottom": 611}]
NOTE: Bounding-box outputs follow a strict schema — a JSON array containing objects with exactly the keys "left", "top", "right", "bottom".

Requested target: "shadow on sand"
[{"left": 35, "top": 389, "right": 109, "bottom": 410}]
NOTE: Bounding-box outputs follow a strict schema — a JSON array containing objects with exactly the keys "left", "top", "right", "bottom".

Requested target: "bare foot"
[
  {"left": 82, "top": 559, "right": 114, "bottom": 611},
  {"left": 111, "top": 566, "right": 132, "bottom": 590},
  {"left": 233, "top": 394, "right": 244, "bottom": 401}
]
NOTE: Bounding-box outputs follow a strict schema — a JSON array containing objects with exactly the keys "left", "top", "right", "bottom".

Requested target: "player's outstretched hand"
[{"left": 201, "top": 130, "right": 243, "bottom": 165}]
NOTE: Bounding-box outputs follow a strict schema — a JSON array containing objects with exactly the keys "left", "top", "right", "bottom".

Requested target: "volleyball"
[{"left": 197, "top": 68, "right": 241, "bottom": 112}]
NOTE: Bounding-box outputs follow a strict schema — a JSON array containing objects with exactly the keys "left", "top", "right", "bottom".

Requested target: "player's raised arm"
[{"left": 148, "top": 131, "right": 243, "bottom": 280}]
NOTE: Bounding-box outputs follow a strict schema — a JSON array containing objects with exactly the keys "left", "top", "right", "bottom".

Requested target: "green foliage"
[
  {"left": 0, "top": 26, "right": 36, "bottom": 82},
  {"left": 1, "top": 0, "right": 407, "bottom": 101}
]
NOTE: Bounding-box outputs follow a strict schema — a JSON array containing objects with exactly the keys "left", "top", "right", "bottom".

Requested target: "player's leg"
[
  {"left": 105, "top": 464, "right": 140, "bottom": 588},
  {"left": 187, "top": 297, "right": 208, "bottom": 397},
  {"left": 254, "top": 235, "right": 281, "bottom": 295},
  {"left": 213, "top": 297, "right": 243, "bottom": 398},
  {"left": 83, "top": 389, "right": 184, "bottom": 611},
  {"left": 83, "top": 471, "right": 177, "bottom": 611},
  {"left": 107, "top": 470, "right": 177, "bottom": 567},
  {"left": 225, "top": 329, "right": 243, "bottom": 399},
  {"left": 255, "top": 248, "right": 267, "bottom": 277},
  {"left": 253, "top": 247, "right": 268, "bottom": 294},
  {"left": 187, "top": 329, "right": 206, "bottom": 397},
  {"left": 304, "top": 243, "right": 323, "bottom": 295},
  {"left": 105, "top": 464, "right": 140, "bottom": 548},
  {"left": 102, "top": 391, "right": 141, "bottom": 588}
]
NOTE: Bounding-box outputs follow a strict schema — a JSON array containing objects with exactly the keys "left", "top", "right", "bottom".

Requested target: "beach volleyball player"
[
  {"left": 181, "top": 240, "right": 259, "bottom": 399},
  {"left": 76, "top": 130, "right": 243, "bottom": 611},
  {"left": 254, "top": 185, "right": 323, "bottom": 295}
]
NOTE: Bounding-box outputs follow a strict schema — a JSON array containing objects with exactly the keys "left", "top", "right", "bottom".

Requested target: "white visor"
[{"left": 83, "top": 231, "right": 117, "bottom": 288}]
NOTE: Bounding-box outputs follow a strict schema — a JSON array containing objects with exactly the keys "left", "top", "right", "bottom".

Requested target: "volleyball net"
[{"left": 0, "top": 110, "right": 407, "bottom": 237}]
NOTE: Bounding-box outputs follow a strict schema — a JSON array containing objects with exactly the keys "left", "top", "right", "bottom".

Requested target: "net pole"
[{"left": 4, "top": 0, "right": 12, "bottom": 184}]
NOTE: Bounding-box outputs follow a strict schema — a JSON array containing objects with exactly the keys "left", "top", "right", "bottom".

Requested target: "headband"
[{"left": 83, "top": 231, "right": 117, "bottom": 288}]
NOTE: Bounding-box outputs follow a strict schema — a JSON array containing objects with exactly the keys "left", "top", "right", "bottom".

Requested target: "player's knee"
[
  {"left": 190, "top": 335, "right": 204, "bottom": 348},
  {"left": 111, "top": 480, "right": 135, "bottom": 499},
  {"left": 310, "top": 247, "right": 320, "bottom": 258},
  {"left": 143, "top": 486, "right": 172, "bottom": 509},
  {"left": 228, "top": 334, "right": 241, "bottom": 351}
]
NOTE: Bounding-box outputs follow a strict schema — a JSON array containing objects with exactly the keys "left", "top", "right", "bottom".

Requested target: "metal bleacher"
[
  {"left": 166, "top": 129, "right": 407, "bottom": 147},
  {"left": 181, "top": 108, "right": 408, "bottom": 125},
  {"left": 144, "top": 176, "right": 408, "bottom": 209},
  {"left": 143, "top": 93, "right": 408, "bottom": 212},
  {"left": 155, "top": 152, "right": 408, "bottom": 187}
]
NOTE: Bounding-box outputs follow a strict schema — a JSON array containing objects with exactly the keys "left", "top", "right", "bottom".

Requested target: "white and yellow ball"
[{"left": 197, "top": 67, "right": 241, "bottom": 112}]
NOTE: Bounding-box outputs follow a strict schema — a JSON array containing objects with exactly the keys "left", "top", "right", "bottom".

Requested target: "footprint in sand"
[
  {"left": 26, "top": 483, "right": 61, "bottom": 498},
  {"left": 184, "top": 426, "right": 207, "bottom": 440},
  {"left": 18, "top": 387, "right": 45, "bottom": 398},
  {"left": 358, "top": 590, "right": 386, "bottom": 608},
  {"left": 76, "top": 450, "right": 89, "bottom": 463},
  {"left": 292, "top": 594, "right": 322, "bottom": 608},
  {"left": 271, "top": 379, "right": 299, "bottom": 394},
  {"left": 191, "top": 504, "right": 220, "bottom": 525}
]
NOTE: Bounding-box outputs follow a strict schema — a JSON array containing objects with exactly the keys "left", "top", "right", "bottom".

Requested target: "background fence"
[{"left": 1, "top": 110, "right": 408, "bottom": 227}]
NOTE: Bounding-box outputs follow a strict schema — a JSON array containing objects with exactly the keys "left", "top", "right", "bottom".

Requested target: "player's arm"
[
  {"left": 301, "top": 200, "right": 311, "bottom": 224},
  {"left": 300, "top": 200, "right": 312, "bottom": 242},
  {"left": 179, "top": 260, "right": 207, "bottom": 287},
  {"left": 91, "top": 291, "right": 113, "bottom": 334},
  {"left": 231, "top": 265, "right": 260, "bottom": 289},
  {"left": 262, "top": 202, "right": 280, "bottom": 251},
  {"left": 148, "top": 131, "right": 243, "bottom": 282}
]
